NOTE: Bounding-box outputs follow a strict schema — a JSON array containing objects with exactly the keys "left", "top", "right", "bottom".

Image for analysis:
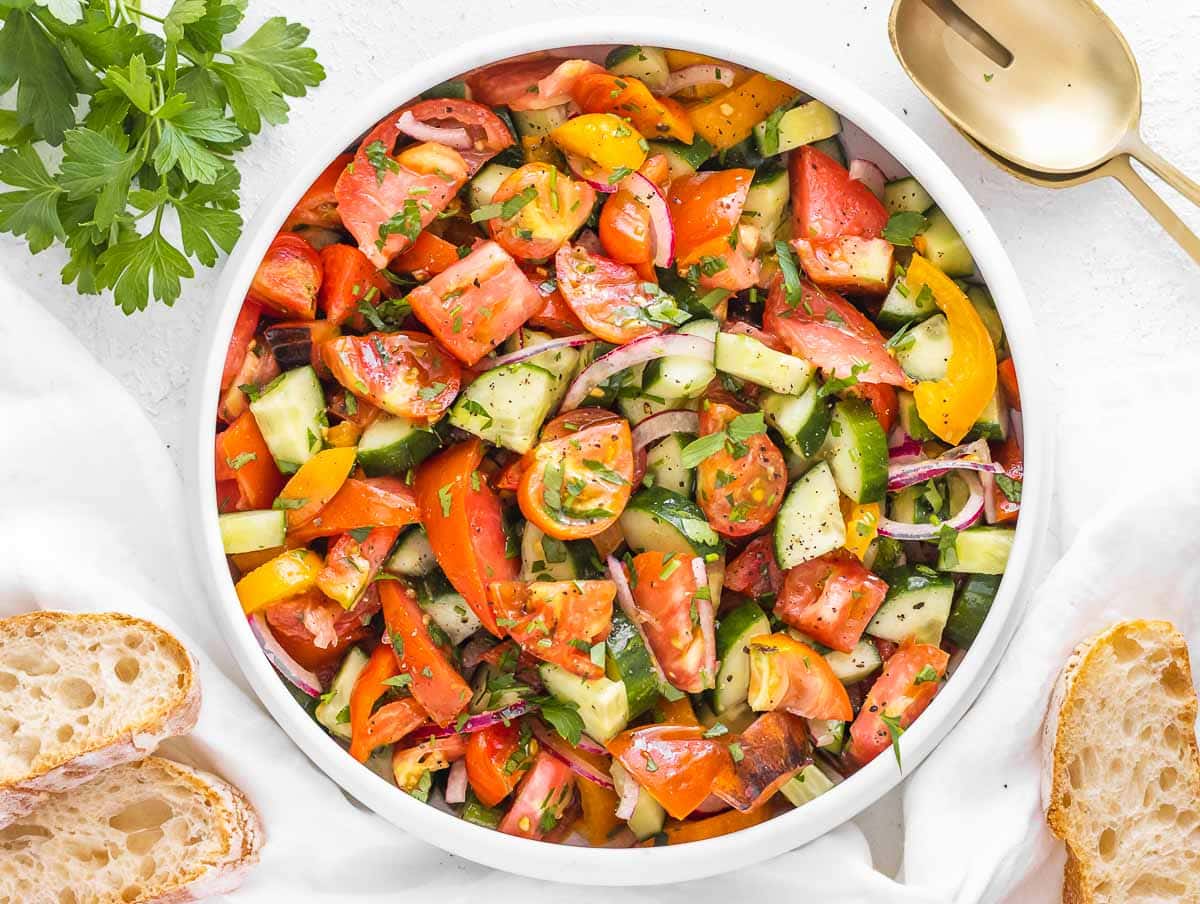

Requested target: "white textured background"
[{"left": 2, "top": 0, "right": 1198, "bottom": 879}]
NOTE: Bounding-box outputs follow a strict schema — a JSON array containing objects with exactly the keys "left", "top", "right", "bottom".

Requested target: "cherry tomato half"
[
  {"left": 555, "top": 243, "right": 677, "bottom": 344},
  {"left": 747, "top": 633, "right": 853, "bottom": 721},
  {"left": 695, "top": 400, "right": 787, "bottom": 537},
  {"left": 487, "top": 162, "right": 596, "bottom": 261}
]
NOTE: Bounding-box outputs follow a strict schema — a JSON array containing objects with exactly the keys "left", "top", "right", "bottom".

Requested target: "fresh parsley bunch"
[{"left": 0, "top": 0, "right": 325, "bottom": 313}]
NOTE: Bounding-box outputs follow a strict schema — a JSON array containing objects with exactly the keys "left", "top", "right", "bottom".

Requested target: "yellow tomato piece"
[
  {"left": 664, "top": 49, "right": 725, "bottom": 70},
  {"left": 843, "top": 502, "right": 881, "bottom": 562},
  {"left": 276, "top": 446, "right": 358, "bottom": 528},
  {"left": 235, "top": 548, "right": 322, "bottom": 614},
  {"left": 907, "top": 254, "right": 998, "bottom": 444},
  {"left": 550, "top": 113, "right": 648, "bottom": 172},
  {"left": 688, "top": 73, "right": 800, "bottom": 151}
]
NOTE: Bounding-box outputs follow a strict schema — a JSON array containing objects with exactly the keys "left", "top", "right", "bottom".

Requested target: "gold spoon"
[{"left": 889, "top": 0, "right": 1200, "bottom": 262}]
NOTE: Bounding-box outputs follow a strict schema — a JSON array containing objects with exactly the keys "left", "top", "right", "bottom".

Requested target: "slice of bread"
[
  {"left": 1044, "top": 620, "right": 1200, "bottom": 903},
  {"left": 0, "top": 756, "right": 264, "bottom": 903},
  {"left": 0, "top": 612, "right": 200, "bottom": 828}
]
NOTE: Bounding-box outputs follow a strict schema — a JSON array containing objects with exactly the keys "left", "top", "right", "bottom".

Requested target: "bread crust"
[{"left": 0, "top": 611, "right": 201, "bottom": 828}]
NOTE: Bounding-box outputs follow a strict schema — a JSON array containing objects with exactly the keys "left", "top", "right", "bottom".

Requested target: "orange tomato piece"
[
  {"left": 607, "top": 724, "right": 734, "bottom": 820},
  {"left": 486, "top": 580, "right": 614, "bottom": 679},
  {"left": 572, "top": 72, "right": 694, "bottom": 143},
  {"left": 248, "top": 233, "right": 322, "bottom": 319},
  {"left": 323, "top": 331, "right": 461, "bottom": 420},
  {"left": 747, "top": 633, "right": 854, "bottom": 721}
]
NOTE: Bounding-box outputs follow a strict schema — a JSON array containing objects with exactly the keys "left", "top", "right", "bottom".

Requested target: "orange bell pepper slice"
[
  {"left": 348, "top": 643, "right": 428, "bottom": 763},
  {"left": 637, "top": 801, "right": 780, "bottom": 846},
  {"left": 687, "top": 73, "right": 799, "bottom": 151},
  {"left": 215, "top": 411, "right": 285, "bottom": 511},
  {"left": 842, "top": 501, "right": 880, "bottom": 562},
  {"left": 907, "top": 254, "right": 998, "bottom": 444},
  {"left": 286, "top": 476, "right": 419, "bottom": 545},
  {"left": 997, "top": 357, "right": 1021, "bottom": 411},
  {"left": 235, "top": 548, "right": 322, "bottom": 614},
  {"left": 574, "top": 761, "right": 622, "bottom": 844},
  {"left": 276, "top": 446, "right": 358, "bottom": 529},
  {"left": 572, "top": 73, "right": 694, "bottom": 144}
]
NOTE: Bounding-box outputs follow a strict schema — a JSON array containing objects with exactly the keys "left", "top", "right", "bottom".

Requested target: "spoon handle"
[
  {"left": 1105, "top": 156, "right": 1200, "bottom": 266},
  {"left": 1126, "top": 135, "right": 1200, "bottom": 208}
]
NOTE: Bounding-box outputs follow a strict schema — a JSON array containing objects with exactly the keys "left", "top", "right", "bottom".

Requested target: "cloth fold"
[{"left": 2, "top": 270, "right": 1196, "bottom": 903}]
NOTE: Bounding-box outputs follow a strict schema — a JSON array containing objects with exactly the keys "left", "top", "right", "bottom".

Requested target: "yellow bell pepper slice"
[
  {"left": 323, "top": 421, "right": 361, "bottom": 448},
  {"left": 907, "top": 254, "right": 997, "bottom": 444},
  {"left": 275, "top": 446, "right": 358, "bottom": 529},
  {"left": 842, "top": 501, "right": 881, "bottom": 562},
  {"left": 235, "top": 548, "right": 323, "bottom": 614},
  {"left": 549, "top": 113, "right": 648, "bottom": 173},
  {"left": 687, "top": 73, "right": 800, "bottom": 151}
]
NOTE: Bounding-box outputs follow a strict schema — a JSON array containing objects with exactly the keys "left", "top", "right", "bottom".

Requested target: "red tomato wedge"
[
  {"left": 695, "top": 400, "right": 787, "bottom": 537},
  {"left": 379, "top": 580, "right": 471, "bottom": 726},
  {"left": 526, "top": 274, "right": 587, "bottom": 335},
  {"left": 763, "top": 273, "right": 911, "bottom": 387},
  {"left": 486, "top": 580, "right": 615, "bottom": 679},
  {"left": 401, "top": 98, "right": 514, "bottom": 174},
  {"left": 747, "top": 633, "right": 854, "bottom": 721},
  {"left": 406, "top": 240, "right": 543, "bottom": 366},
  {"left": 286, "top": 477, "right": 418, "bottom": 545},
  {"left": 711, "top": 711, "right": 812, "bottom": 812},
  {"left": 413, "top": 440, "right": 518, "bottom": 636},
  {"left": 998, "top": 358, "right": 1021, "bottom": 411},
  {"left": 284, "top": 153, "right": 351, "bottom": 230},
  {"left": 335, "top": 114, "right": 469, "bottom": 267},
  {"left": 466, "top": 721, "right": 533, "bottom": 807},
  {"left": 218, "top": 336, "right": 278, "bottom": 425},
  {"left": 607, "top": 724, "right": 734, "bottom": 820},
  {"left": 666, "top": 169, "right": 753, "bottom": 266},
  {"left": 315, "top": 526, "right": 400, "bottom": 610},
  {"left": 266, "top": 588, "right": 375, "bottom": 673},
  {"left": 220, "top": 300, "right": 262, "bottom": 391},
  {"left": 348, "top": 643, "right": 427, "bottom": 763},
  {"left": 470, "top": 57, "right": 604, "bottom": 112},
  {"left": 517, "top": 418, "right": 635, "bottom": 541},
  {"left": 487, "top": 162, "right": 595, "bottom": 261},
  {"left": 628, "top": 551, "right": 713, "bottom": 694},
  {"left": 497, "top": 751, "right": 577, "bottom": 839},
  {"left": 214, "top": 411, "right": 283, "bottom": 512},
  {"left": 572, "top": 72, "right": 694, "bottom": 143},
  {"left": 248, "top": 233, "right": 322, "bottom": 319},
  {"left": 318, "top": 243, "right": 391, "bottom": 326},
  {"left": 724, "top": 535, "right": 784, "bottom": 598},
  {"left": 791, "top": 235, "right": 894, "bottom": 296},
  {"left": 391, "top": 230, "right": 460, "bottom": 279},
  {"left": 774, "top": 549, "right": 888, "bottom": 653},
  {"left": 554, "top": 243, "right": 679, "bottom": 344},
  {"left": 790, "top": 145, "right": 889, "bottom": 242},
  {"left": 990, "top": 433, "right": 1023, "bottom": 523},
  {"left": 848, "top": 643, "right": 949, "bottom": 766},
  {"left": 322, "top": 331, "right": 461, "bottom": 419}
]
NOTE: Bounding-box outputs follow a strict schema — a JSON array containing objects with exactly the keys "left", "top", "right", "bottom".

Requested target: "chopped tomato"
[
  {"left": 723, "top": 319, "right": 786, "bottom": 353},
  {"left": 790, "top": 145, "right": 889, "bottom": 242},
  {"left": 550, "top": 113, "right": 649, "bottom": 174},
  {"left": 555, "top": 243, "right": 678, "bottom": 344},
  {"left": 628, "top": 551, "right": 713, "bottom": 693},
  {"left": 400, "top": 98, "right": 514, "bottom": 173},
  {"left": 525, "top": 274, "right": 586, "bottom": 335},
  {"left": 763, "top": 274, "right": 911, "bottom": 387},
  {"left": 218, "top": 337, "right": 278, "bottom": 424},
  {"left": 470, "top": 57, "right": 604, "bottom": 112},
  {"left": 274, "top": 446, "right": 359, "bottom": 530},
  {"left": 572, "top": 72, "right": 694, "bottom": 143},
  {"left": 265, "top": 588, "right": 375, "bottom": 672},
  {"left": 327, "top": 387, "right": 383, "bottom": 430},
  {"left": 848, "top": 642, "right": 949, "bottom": 766},
  {"left": 497, "top": 751, "right": 576, "bottom": 839},
  {"left": 998, "top": 357, "right": 1021, "bottom": 410},
  {"left": 724, "top": 535, "right": 784, "bottom": 598},
  {"left": 666, "top": 169, "right": 752, "bottom": 267},
  {"left": 791, "top": 235, "right": 894, "bottom": 296},
  {"left": 487, "top": 162, "right": 595, "bottom": 261},
  {"left": 599, "top": 188, "right": 653, "bottom": 265},
  {"left": 391, "top": 230, "right": 460, "bottom": 279},
  {"left": 845, "top": 381, "right": 898, "bottom": 434},
  {"left": 711, "top": 711, "right": 811, "bottom": 811},
  {"left": 287, "top": 477, "right": 419, "bottom": 545},
  {"left": 214, "top": 411, "right": 284, "bottom": 511},
  {"left": 318, "top": 243, "right": 391, "bottom": 326},
  {"left": 248, "top": 233, "right": 322, "bottom": 319},
  {"left": 413, "top": 440, "right": 518, "bottom": 636},
  {"left": 639, "top": 153, "right": 671, "bottom": 187},
  {"left": 774, "top": 549, "right": 888, "bottom": 653},
  {"left": 607, "top": 724, "right": 733, "bottom": 820},
  {"left": 284, "top": 153, "right": 351, "bottom": 230},
  {"left": 379, "top": 580, "right": 471, "bottom": 726},
  {"left": 695, "top": 400, "right": 787, "bottom": 537},
  {"left": 466, "top": 721, "right": 534, "bottom": 807},
  {"left": 486, "top": 580, "right": 614, "bottom": 678},
  {"left": 990, "top": 434, "right": 1023, "bottom": 523},
  {"left": 348, "top": 643, "right": 428, "bottom": 762},
  {"left": 406, "top": 240, "right": 543, "bottom": 366},
  {"left": 517, "top": 418, "right": 634, "bottom": 540},
  {"left": 323, "top": 331, "right": 461, "bottom": 419},
  {"left": 747, "top": 633, "right": 853, "bottom": 721},
  {"left": 691, "top": 241, "right": 761, "bottom": 293},
  {"left": 315, "top": 526, "right": 400, "bottom": 609},
  {"left": 393, "top": 734, "right": 467, "bottom": 792},
  {"left": 220, "top": 300, "right": 262, "bottom": 391}
]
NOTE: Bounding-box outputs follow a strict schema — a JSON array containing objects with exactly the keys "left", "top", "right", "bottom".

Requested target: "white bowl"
[{"left": 186, "top": 16, "right": 1051, "bottom": 886}]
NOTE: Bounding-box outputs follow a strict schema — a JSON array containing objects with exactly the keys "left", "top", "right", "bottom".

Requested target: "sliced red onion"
[
  {"left": 1011, "top": 409, "right": 1024, "bottom": 451},
  {"left": 487, "top": 333, "right": 594, "bottom": 368},
  {"left": 693, "top": 793, "right": 731, "bottom": 815},
  {"left": 878, "top": 471, "right": 984, "bottom": 540},
  {"left": 531, "top": 722, "right": 615, "bottom": 789},
  {"left": 562, "top": 333, "right": 715, "bottom": 411},
  {"left": 887, "top": 426, "right": 924, "bottom": 460},
  {"left": 615, "top": 774, "right": 640, "bottom": 820},
  {"left": 567, "top": 152, "right": 618, "bottom": 193},
  {"left": 631, "top": 410, "right": 701, "bottom": 452},
  {"left": 848, "top": 158, "right": 886, "bottom": 201},
  {"left": 445, "top": 759, "right": 468, "bottom": 804},
  {"left": 692, "top": 557, "right": 719, "bottom": 689},
  {"left": 606, "top": 554, "right": 669, "bottom": 687},
  {"left": 408, "top": 701, "right": 533, "bottom": 742},
  {"left": 886, "top": 447, "right": 1003, "bottom": 491},
  {"left": 951, "top": 437, "right": 999, "bottom": 525},
  {"left": 247, "top": 613, "right": 323, "bottom": 697},
  {"left": 396, "top": 110, "right": 471, "bottom": 149},
  {"left": 576, "top": 734, "right": 607, "bottom": 756},
  {"left": 664, "top": 64, "right": 735, "bottom": 95},
  {"left": 618, "top": 172, "right": 675, "bottom": 267}
]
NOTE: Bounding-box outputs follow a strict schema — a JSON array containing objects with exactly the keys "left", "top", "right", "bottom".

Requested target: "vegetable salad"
[{"left": 215, "top": 44, "right": 1023, "bottom": 847}]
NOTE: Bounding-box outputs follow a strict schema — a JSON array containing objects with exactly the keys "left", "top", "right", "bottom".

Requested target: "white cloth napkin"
[{"left": 3, "top": 269, "right": 1197, "bottom": 903}]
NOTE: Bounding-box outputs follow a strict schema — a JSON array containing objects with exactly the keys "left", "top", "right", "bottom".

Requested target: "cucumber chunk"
[
  {"left": 938, "top": 526, "right": 1014, "bottom": 574},
  {"left": 606, "top": 610, "right": 660, "bottom": 720},
  {"left": 357, "top": 415, "right": 441, "bottom": 476},
  {"left": 642, "top": 320, "right": 718, "bottom": 399},
  {"left": 876, "top": 272, "right": 938, "bottom": 331},
  {"left": 218, "top": 509, "right": 286, "bottom": 555},
  {"left": 314, "top": 646, "right": 368, "bottom": 740},
  {"left": 448, "top": 363, "right": 559, "bottom": 454},
  {"left": 385, "top": 526, "right": 437, "bottom": 577},
  {"left": 944, "top": 573, "right": 1002, "bottom": 648},
  {"left": 503, "top": 328, "right": 581, "bottom": 396},
  {"left": 761, "top": 384, "right": 832, "bottom": 458},
  {"left": 823, "top": 638, "right": 882, "bottom": 684},
  {"left": 605, "top": 45, "right": 670, "bottom": 90},
  {"left": 780, "top": 763, "right": 836, "bottom": 806},
  {"left": 420, "top": 588, "right": 482, "bottom": 646},
  {"left": 539, "top": 663, "right": 630, "bottom": 744},
  {"left": 754, "top": 99, "right": 841, "bottom": 157},
  {"left": 914, "top": 208, "right": 975, "bottom": 277},
  {"left": 646, "top": 136, "right": 715, "bottom": 181},
  {"left": 249, "top": 365, "right": 326, "bottom": 469},
  {"left": 966, "top": 286, "right": 1005, "bottom": 352},
  {"left": 620, "top": 487, "right": 725, "bottom": 559},
  {"left": 712, "top": 602, "right": 770, "bottom": 714},
  {"left": 807, "top": 717, "right": 846, "bottom": 754},
  {"left": 897, "top": 390, "right": 936, "bottom": 441},
  {"left": 895, "top": 313, "right": 952, "bottom": 382},
  {"left": 867, "top": 566, "right": 955, "bottom": 645},
  {"left": 643, "top": 432, "right": 696, "bottom": 496},
  {"left": 461, "top": 791, "right": 503, "bottom": 829},
  {"left": 827, "top": 398, "right": 889, "bottom": 503},
  {"left": 611, "top": 760, "right": 666, "bottom": 840},
  {"left": 742, "top": 167, "right": 790, "bottom": 249},
  {"left": 884, "top": 177, "right": 934, "bottom": 215},
  {"left": 774, "top": 461, "right": 845, "bottom": 569},
  {"left": 467, "top": 163, "right": 517, "bottom": 210},
  {"left": 810, "top": 137, "right": 846, "bottom": 166},
  {"left": 966, "top": 386, "right": 1010, "bottom": 441},
  {"left": 714, "top": 331, "right": 814, "bottom": 395},
  {"left": 521, "top": 522, "right": 600, "bottom": 582}
]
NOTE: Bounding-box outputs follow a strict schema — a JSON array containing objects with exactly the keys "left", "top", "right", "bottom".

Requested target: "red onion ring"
[
  {"left": 606, "top": 554, "right": 669, "bottom": 687},
  {"left": 615, "top": 774, "right": 640, "bottom": 820},
  {"left": 248, "top": 613, "right": 323, "bottom": 697},
  {"left": 531, "top": 721, "right": 615, "bottom": 789},
  {"left": 664, "top": 64, "right": 735, "bottom": 95},
  {"left": 618, "top": 171, "right": 675, "bottom": 267},
  {"left": 407, "top": 701, "right": 533, "bottom": 742},
  {"left": 562, "top": 334, "right": 715, "bottom": 411},
  {"left": 886, "top": 445, "right": 1003, "bottom": 491},
  {"left": 445, "top": 759, "right": 468, "bottom": 804},
  {"left": 487, "top": 333, "right": 595, "bottom": 368},
  {"left": 567, "top": 152, "right": 618, "bottom": 193},
  {"left": 877, "top": 471, "right": 984, "bottom": 540},
  {"left": 887, "top": 426, "right": 924, "bottom": 460},
  {"left": 1011, "top": 410, "right": 1024, "bottom": 451},
  {"left": 848, "top": 158, "right": 886, "bottom": 201},
  {"left": 691, "top": 557, "right": 719, "bottom": 688},
  {"left": 576, "top": 733, "right": 607, "bottom": 756},
  {"left": 631, "top": 410, "right": 701, "bottom": 452},
  {"left": 395, "top": 110, "right": 471, "bottom": 149}
]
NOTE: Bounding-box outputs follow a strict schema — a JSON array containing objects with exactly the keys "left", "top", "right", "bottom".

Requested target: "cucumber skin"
[
  {"left": 711, "top": 602, "right": 770, "bottom": 714},
  {"left": 944, "top": 573, "right": 1002, "bottom": 648},
  {"left": 829, "top": 398, "right": 889, "bottom": 504},
  {"left": 357, "top": 425, "right": 441, "bottom": 477},
  {"left": 606, "top": 611, "right": 659, "bottom": 720},
  {"left": 620, "top": 486, "right": 725, "bottom": 559}
]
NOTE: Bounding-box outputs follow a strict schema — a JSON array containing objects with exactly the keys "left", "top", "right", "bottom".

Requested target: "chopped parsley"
[
  {"left": 881, "top": 211, "right": 928, "bottom": 247},
  {"left": 879, "top": 712, "right": 905, "bottom": 769},
  {"left": 226, "top": 452, "right": 256, "bottom": 471},
  {"left": 996, "top": 474, "right": 1023, "bottom": 504},
  {"left": 376, "top": 199, "right": 423, "bottom": 249},
  {"left": 437, "top": 483, "right": 454, "bottom": 518},
  {"left": 775, "top": 240, "right": 803, "bottom": 307}
]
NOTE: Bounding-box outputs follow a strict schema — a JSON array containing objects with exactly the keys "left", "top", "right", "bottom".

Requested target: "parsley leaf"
[
  {"left": 881, "top": 211, "right": 928, "bottom": 247},
  {"left": 775, "top": 240, "right": 803, "bottom": 307},
  {"left": 996, "top": 474, "right": 1022, "bottom": 503},
  {"left": 726, "top": 411, "right": 766, "bottom": 443},
  {"left": 936, "top": 523, "right": 959, "bottom": 567},
  {"left": 437, "top": 483, "right": 454, "bottom": 518},
  {"left": 534, "top": 698, "right": 584, "bottom": 746},
  {"left": 680, "top": 431, "right": 727, "bottom": 469},
  {"left": 879, "top": 712, "right": 905, "bottom": 769}
]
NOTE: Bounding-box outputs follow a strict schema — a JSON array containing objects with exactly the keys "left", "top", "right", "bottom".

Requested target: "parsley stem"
[{"left": 123, "top": 4, "right": 167, "bottom": 24}]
